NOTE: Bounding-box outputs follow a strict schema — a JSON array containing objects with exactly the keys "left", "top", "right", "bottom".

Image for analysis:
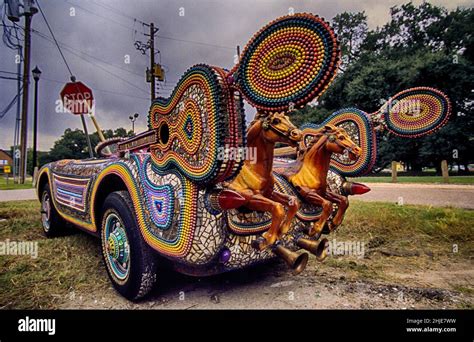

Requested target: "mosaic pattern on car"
[
  {"left": 41, "top": 159, "right": 114, "bottom": 230},
  {"left": 182, "top": 188, "right": 227, "bottom": 265},
  {"left": 223, "top": 234, "right": 274, "bottom": 269},
  {"left": 128, "top": 154, "right": 199, "bottom": 258},
  {"left": 148, "top": 64, "right": 245, "bottom": 185}
]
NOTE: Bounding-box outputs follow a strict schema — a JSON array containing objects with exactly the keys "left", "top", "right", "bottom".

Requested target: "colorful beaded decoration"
[
  {"left": 232, "top": 13, "right": 340, "bottom": 111},
  {"left": 376, "top": 87, "right": 451, "bottom": 138},
  {"left": 149, "top": 64, "right": 245, "bottom": 185},
  {"left": 301, "top": 108, "right": 377, "bottom": 177},
  {"left": 134, "top": 154, "right": 175, "bottom": 230},
  {"left": 94, "top": 158, "right": 199, "bottom": 258}
]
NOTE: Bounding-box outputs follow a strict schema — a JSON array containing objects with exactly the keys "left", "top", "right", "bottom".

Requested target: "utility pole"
[
  {"left": 149, "top": 23, "right": 156, "bottom": 101},
  {"left": 143, "top": 22, "right": 159, "bottom": 102},
  {"left": 134, "top": 22, "right": 163, "bottom": 103},
  {"left": 19, "top": 2, "right": 37, "bottom": 184}
]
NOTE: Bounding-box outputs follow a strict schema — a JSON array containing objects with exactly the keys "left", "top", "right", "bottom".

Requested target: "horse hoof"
[
  {"left": 304, "top": 226, "right": 322, "bottom": 240},
  {"left": 322, "top": 222, "right": 331, "bottom": 234},
  {"left": 251, "top": 237, "right": 270, "bottom": 251}
]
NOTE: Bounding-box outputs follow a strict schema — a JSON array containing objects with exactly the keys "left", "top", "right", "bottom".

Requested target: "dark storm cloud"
[{"left": 0, "top": 0, "right": 470, "bottom": 150}]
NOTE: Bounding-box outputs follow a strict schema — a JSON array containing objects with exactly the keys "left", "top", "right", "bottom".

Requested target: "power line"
[
  {"left": 41, "top": 76, "right": 150, "bottom": 101},
  {"left": 0, "top": 90, "right": 22, "bottom": 119},
  {"left": 87, "top": 0, "right": 146, "bottom": 25},
  {"left": 0, "top": 75, "right": 20, "bottom": 81},
  {"left": 63, "top": 0, "right": 234, "bottom": 51},
  {"left": 32, "top": 28, "right": 149, "bottom": 94},
  {"left": 23, "top": 2, "right": 149, "bottom": 94},
  {"left": 156, "top": 35, "right": 234, "bottom": 50},
  {"left": 36, "top": 0, "right": 74, "bottom": 77},
  {"left": 13, "top": 23, "right": 146, "bottom": 80},
  {"left": 31, "top": 28, "right": 144, "bottom": 79},
  {"left": 64, "top": 0, "right": 136, "bottom": 31},
  {"left": 0, "top": 70, "right": 21, "bottom": 75}
]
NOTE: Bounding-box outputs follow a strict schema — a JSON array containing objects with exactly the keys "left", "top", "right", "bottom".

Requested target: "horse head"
[
  {"left": 321, "top": 124, "right": 362, "bottom": 160},
  {"left": 258, "top": 112, "right": 302, "bottom": 147}
]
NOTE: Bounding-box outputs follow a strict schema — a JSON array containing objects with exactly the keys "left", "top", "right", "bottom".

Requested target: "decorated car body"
[{"left": 36, "top": 13, "right": 451, "bottom": 300}]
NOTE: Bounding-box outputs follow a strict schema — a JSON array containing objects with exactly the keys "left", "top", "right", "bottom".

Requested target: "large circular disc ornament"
[
  {"left": 235, "top": 13, "right": 340, "bottom": 111},
  {"left": 378, "top": 87, "right": 451, "bottom": 138}
]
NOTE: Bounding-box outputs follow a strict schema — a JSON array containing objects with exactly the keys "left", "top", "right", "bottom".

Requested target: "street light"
[
  {"left": 129, "top": 113, "right": 139, "bottom": 134},
  {"left": 32, "top": 65, "right": 41, "bottom": 174}
]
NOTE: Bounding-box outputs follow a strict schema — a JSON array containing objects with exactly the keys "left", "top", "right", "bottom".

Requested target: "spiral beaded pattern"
[
  {"left": 379, "top": 87, "right": 451, "bottom": 138},
  {"left": 235, "top": 13, "right": 340, "bottom": 111}
]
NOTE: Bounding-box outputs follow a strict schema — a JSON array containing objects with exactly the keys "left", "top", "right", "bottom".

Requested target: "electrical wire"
[
  {"left": 32, "top": 31, "right": 149, "bottom": 94},
  {"left": 0, "top": 75, "right": 20, "bottom": 81},
  {"left": 0, "top": 70, "right": 21, "bottom": 75},
  {"left": 156, "top": 35, "right": 234, "bottom": 50},
  {"left": 36, "top": 0, "right": 74, "bottom": 77},
  {"left": 40, "top": 76, "right": 150, "bottom": 101},
  {"left": 64, "top": 0, "right": 136, "bottom": 31},
  {"left": 31, "top": 28, "right": 144, "bottom": 79},
  {"left": 87, "top": 0, "right": 146, "bottom": 25},
  {"left": 0, "top": 91, "right": 22, "bottom": 119},
  {"left": 63, "top": 0, "right": 234, "bottom": 50}
]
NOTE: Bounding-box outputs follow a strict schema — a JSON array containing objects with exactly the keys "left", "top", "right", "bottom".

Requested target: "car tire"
[
  {"left": 40, "top": 183, "right": 68, "bottom": 237},
  {"left": 100, "top": 191, "right": 157, "bottom": 301}
]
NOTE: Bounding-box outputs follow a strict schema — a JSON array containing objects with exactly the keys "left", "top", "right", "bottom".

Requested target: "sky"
[{"left": 0, "top": 0, "right": 472, "bottom": 151}]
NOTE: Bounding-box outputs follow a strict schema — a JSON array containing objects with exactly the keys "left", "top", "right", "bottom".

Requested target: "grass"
[
  {"left": 317, "top": 200, "right": 474, "bottom": 297},
  {"left": 0, "top": 177, "right": 33, "bottom": 190},
  {"left": 0, "top": 201, "right": 108, "bottom": 309},
  {"left": 350, "top": 176, "right": 474, "bottom": 185},
  {"left": 0, "top": 200, "right": 473, "bottom": 308}
]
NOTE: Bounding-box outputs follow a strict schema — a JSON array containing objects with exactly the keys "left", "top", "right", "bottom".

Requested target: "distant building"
[{"left": 0, "top": 150, "right": 13, "bottom": 172}]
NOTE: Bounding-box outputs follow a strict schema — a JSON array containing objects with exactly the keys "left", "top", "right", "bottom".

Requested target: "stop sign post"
[{"left": 60, "top": 80, "right": 110, "bottom": 158}]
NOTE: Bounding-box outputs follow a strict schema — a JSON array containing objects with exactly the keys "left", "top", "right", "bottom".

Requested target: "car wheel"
[
  {"left": 100, "top": 191, "right": 157, "bottom": 301},
  {"left": 40, "top": 183, "right": 68, "bottom": 237}
]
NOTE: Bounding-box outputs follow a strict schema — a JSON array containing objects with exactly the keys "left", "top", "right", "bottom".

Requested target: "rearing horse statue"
[
  {"left": 227, "top": 111, "right": 302, "bottom": 250},
  {"left": 287, "top": 124, "right": 362, "bottom": 237}
]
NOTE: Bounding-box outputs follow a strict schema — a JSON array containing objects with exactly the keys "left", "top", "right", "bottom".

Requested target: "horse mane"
[
  {"left": 246, "top": 118, "right": 263, "bottom": 144},
  {"left": 300, "top": 125, "right": 339, "bottom": 159}
]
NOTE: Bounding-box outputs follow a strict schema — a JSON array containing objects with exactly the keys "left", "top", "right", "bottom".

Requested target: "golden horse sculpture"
[
  {"left": 227, "top": 111, "right": 303, "bottom": 250},
  {"left": 287, "top": 124, "right": 362, "bottom": 237}
]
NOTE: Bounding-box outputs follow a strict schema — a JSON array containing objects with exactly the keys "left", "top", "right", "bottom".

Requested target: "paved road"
[
  {"left": 1, "top": 183, "right": 473, "bottom": 209},
  {"left": 356, "top": 183, "right": 474, "bottom": 209},
  {"left": 0, "top": 189, "right": 36, "bottom": 202}
]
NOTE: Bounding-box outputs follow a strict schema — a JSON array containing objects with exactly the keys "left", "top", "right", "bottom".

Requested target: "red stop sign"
[{"left": 60, "top": 81, "right": 94, "bottom": 115}]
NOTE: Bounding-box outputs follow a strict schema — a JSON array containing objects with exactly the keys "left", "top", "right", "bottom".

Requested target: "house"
[{"left": 0, "top": 149, "right": 13, "bottom": 172}]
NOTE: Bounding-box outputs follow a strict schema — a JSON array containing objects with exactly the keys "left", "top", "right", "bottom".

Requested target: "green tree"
[
  {"left": 291, "top": 3, "right": 474, "bottom": 174},
  {"left": 39, "top": 127, "right": 133, "bottom": 166},
  {"left": 332, "top": 11, "right": 368, "bottom": 66}
]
